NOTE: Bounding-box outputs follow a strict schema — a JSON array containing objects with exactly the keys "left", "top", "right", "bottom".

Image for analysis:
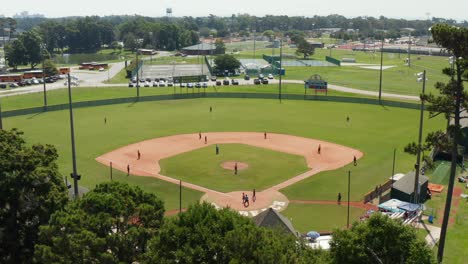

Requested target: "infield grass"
[{"left": 160, "top": 144, "right": 309, "bottom": 192}]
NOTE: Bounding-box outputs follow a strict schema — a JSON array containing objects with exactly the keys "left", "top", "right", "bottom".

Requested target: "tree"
[
  {"left": 4, "top": 39, "right": 27, "bottom": 69},
  {"left": 422, "top": 24, "right": 467, "bottom": 263},
  {"left": 144, "top": 202, "right": 327, "bottom": 263},
  {"left": 214, "top": 54, "right": 241, "bottom": 75},
  {"left": 43, "top": 59, "right": 59, "bottom": 76},
  {"left": 214, "top": 38, "right": 226, "bottom": 54},
  {"left": 123, "top": 33, "right": 138, "bottom": 52},
  {"left": 296, "top": 40, "right": 315, "bottom": 59},
  {"left": 0, "top": 129, "right": 68, "bottom": 264},
  {"left": 329, "top": 213, "right": 435, "bottom": 264},
  {"left": 20, "top": 30, "right": 43, "bottom": 68},
  {"left": 34, "top": 181, "right": 165, "bottom": 263},
  {"left": 263, "top": 30, "right": 275, "bottom": 41}
]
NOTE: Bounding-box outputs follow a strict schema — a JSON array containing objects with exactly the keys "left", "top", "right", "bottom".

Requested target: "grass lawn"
[
  {"left": 3, "top": 98, "right": 444, "bottom": 205},
  {"left": 160, "top": 144, "right": 309, "bottom": 192},
  {"left": 442, "top": 196, "right": 468, "bottom": 264},
  {"left": 0, "top": 84, "right": 416, "bottom": 112},
  {"left": 281, "top": 203, "right": 365, "bottom": 232}
]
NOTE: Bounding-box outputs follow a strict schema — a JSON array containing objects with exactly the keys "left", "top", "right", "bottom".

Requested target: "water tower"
[{"left": 166, "top": 8, "right": 172, "bottom": 19}]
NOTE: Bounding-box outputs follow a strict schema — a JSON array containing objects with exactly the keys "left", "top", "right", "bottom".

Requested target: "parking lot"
[{"left": 140, "top": 64, "right": 210, "bottom": 79}]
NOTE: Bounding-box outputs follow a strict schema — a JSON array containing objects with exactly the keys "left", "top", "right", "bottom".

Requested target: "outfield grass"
[
  {"left": 160, "top": 144, "right": 309, "bottom": 192},
  {"left": 4, "top": 98, "right": 444, "bottom": 203},
  {"left": 281, "top": 204, "right": 365, "bottom": 232},
  {"left": 0, "top": 84, "right": 417, "bottom": 112}
]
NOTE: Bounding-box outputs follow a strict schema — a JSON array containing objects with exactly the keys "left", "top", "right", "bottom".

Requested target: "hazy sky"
[{"left": 1, "top": 0, "right": 467, "bottom": 21}]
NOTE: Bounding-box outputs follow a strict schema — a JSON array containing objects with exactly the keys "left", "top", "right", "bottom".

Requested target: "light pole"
[
  {"left": 0, "top": 99, "right": 3, "bottom": 130},
  {"left": 67, "top": 74, "right": 80, "bottom": 199},
  {"left": 413, "top": 70, "right": 426, "bottom": 205},
  {"left": 347, "top": 170, "right": 351, "bottom": 228},
  {"left": 378, "top": 30, "right": 385, "bottom": 102},
  {"left": 41, "top": 43, "right": 48, "bottom": 107},
  {"left": 279, "top": 38, "right": 282, "bottom": 103},
  {"left": 135, "top": 49, "right": 140, "bottom": 98}
]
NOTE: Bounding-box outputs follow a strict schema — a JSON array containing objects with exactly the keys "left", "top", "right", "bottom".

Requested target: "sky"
[{"left": 1, "top": 0, "right": 467, "bottom": 21}]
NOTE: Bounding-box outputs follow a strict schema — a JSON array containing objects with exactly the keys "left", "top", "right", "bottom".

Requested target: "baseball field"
[{"left": 2, "top": 84, "right": 445, "bottom": 231}]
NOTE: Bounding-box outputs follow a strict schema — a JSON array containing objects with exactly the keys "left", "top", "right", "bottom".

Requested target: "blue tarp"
[{"left": 378, "top": 199, "right": 420, "bottom": 213}]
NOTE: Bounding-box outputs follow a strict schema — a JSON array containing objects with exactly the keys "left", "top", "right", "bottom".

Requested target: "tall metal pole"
[
  {"left": 407, "top": 32, "right": 411, "bottom": 67},
  {"left": 42, "top": 57, "right": 47, "bottom": 107},
  {"left": 378, "top": 33, "right": 384, "bottom": 102},
  {"left": 67, "top": 74, "right": 79, "bottom": 199},
  {"left": 279, "top": 38, "right": 282, "bottom": 103},
  {"left": 136, "top": 50, "right": 140, "bottom": 98},
  {"left": 391, "top": 148, "right": 396, "bottom": 187},
  {"left": 179, "top": 180, "right": 182, "bottom": 214},
  {"left": 347, "top": 170, "right": 351, "bottom": 228},
  {"left": 413, "top": 70, "right": 426, "bottom": 205},
  {"left": 0, "top": 99, "right": 3, "bottom": 130}
]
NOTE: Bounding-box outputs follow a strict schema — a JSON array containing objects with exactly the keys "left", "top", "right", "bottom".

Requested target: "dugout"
[{"left": 391, "top": 171, "right": 429, "bottom": 203}]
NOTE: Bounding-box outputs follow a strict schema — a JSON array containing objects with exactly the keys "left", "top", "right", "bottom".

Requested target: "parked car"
[
  {"left": 159, "top": 81, "right": 166, "bottom": 87},
  {"left": 180, "top": 83, "right": 186, "bottom": 88},
  {"left": 254, "top": 78, "right": 261, "bottom": 85},
  {"left": 153, "top": 81, "right": 158, "bottom": 87},
  {"left": 99, "top": 67, "right": 105, "bottom": 72},
  {"left": 262, "top": 79, "right": 269, "bottom": 84},
  {"left": 128, "top": 82, "right": 134, "bottom": 87},
  {"left": 223, "top": 79, "right": 230, "bottom": 85},
  {"left": 202, "top": 82, "right": 208, "bottom": 88},
  {"left": 195, "top": 83, "right": 201, "bottom": 88},
  {"left": 216, "top": 80, "right": 222, "bottom": 86},
  {"left": 210, "top": 76, "right": 217, "bottom": 81},
  {"left": 258, "top": 74, "right": 264, "bottom": 80},
  {"left": 9, "top": 83, "right": 19, "bottom": 88},
  {"left": 146, "top": 77, "right": 152, "bottom": 82},
  {"left": 0, "top": 84, "right": 6, "bottom": 89},
  {"left": 244, "top": 75, "right": 250, "bottom": 80},
  {"left": 144, "top": 81, "right": 150, "bottom": 87},
  {"left": 231, "top": 79, "right": 239, "bottom": 85},
  {"left": 187, "top": 83, "right": 193, "bottom": 88},
  {"left": 167, "top": 81, "right": 174, "bottom": 86},
  {"left": 268, "top": 74, "right": 274, "bottom": 79}
]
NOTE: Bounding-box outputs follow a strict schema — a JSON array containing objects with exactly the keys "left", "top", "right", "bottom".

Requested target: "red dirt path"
[{"left": 96, "top": 132, "right": 363, "bottom": 212}]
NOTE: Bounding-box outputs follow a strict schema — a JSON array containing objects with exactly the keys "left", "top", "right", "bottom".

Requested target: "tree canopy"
[
  {"left": 214, "top": 38, "right": 226, "bottom": 54},
  {"left": 330, "top": 213, "right": 435, "bottom": 264},
  {"left": 0, "top": 129, "right": 68, "bottom": 264},
  {"left": 213, "top": 54, "right": 241, "bottom": 75},
  {"left": 34, "top": 181, "right": 165, "bottom": 263},
  {"left": 144, "top": 202, "right": 327, "bottom": 264}
]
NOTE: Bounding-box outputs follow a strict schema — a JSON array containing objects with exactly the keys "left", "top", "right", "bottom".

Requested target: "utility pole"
[
  {"left": 0, "top": 99, "right": 3, "bottom": 130},
  {"left": 391, "top": 148, "right": 396, "bottom": 187},
  {"left": 378, "top": 31, "right": 384, "bottom": 102},
  {"left": 42, "top": 55, "right": 47, "bottom": 107},
  {"left": 407, "top": 32, "right": 412, "bottom": 67},
  {"left": 136, "top": 49, "right": 140, "bottom": 98},
  {"left": 279, "top": 38, "right": 282, "bottom": 103},
  {"left": 67, "top": 74, "right": 80, "bottom": 199},
  {"left": 179, "top": 180, "right": 182, "bottom": 214},
  {"left": 413, "top": 70, "right": 426, "bottom": 205},
  {"left": 347, "top": 170, "right": 351, "bottom": 228}
]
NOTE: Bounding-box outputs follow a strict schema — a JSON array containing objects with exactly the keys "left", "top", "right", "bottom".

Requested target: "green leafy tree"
[
  {"left": 43, "top": 59, "right": 59, "bottom": 76},
  {"left": 34, "top": 181, "right": 165, "bottom": 264},
  {"left": 144, "top": 202, "right": 327, "bottom": 263},
  {"left": 214, "top": 38, "right": 226, "bottom": 54},
  {"left": 330, "top": 213, "right": 435, "bottom": 264},
  {"left": 214, "top": 54, "right": 241, "bottom": 75},
  {"left": 5, "top": 39, "right": 27, "bottom": 69},
  {"left": 20, "top": 30, "right": 43, "bottom": 68},
  {"left": 0, "top": 129, "right": 68, "bottom": 264},
  {"left": 296, "top": 40, "right": 315, "bottom": 59},
  {"left": 123, "top": 33, "right": 138, "bottom": 52},
  {"left": 263, "top": 30, "right": 275, "bottom": 41}
]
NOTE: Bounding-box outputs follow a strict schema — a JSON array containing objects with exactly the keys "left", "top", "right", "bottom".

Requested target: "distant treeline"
[{"left": 2, "top": 14, "right": 467, "bottom": 54}]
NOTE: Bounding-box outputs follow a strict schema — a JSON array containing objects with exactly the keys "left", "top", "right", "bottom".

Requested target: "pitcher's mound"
[{"left": 221, "top": 161, "right": 249, "bottom": 171}]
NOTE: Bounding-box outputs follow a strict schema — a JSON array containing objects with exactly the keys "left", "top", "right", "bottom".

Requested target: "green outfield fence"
[{"left": 3, "top": 92, "right": 422, "bottom": 118}]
